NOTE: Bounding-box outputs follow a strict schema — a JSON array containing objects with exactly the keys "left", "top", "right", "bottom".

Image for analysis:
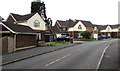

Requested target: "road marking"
[
  {"left": 96, "top": 44, "right": 110, "bottom": 71},
  {"left": 45, "top": 54, "right": 71, "bottom": 67}
]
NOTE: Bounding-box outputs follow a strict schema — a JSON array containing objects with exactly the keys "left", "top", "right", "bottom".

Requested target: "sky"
[{"left": 0, "top": 0, "right": 119, "bottom": 25}]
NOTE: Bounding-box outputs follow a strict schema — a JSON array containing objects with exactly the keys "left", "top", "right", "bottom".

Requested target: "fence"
[{"left": 1, "top": 37, "right": 14, "bottom": 54}]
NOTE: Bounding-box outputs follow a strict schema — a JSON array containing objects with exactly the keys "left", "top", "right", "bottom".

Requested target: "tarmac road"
[{"left": 2, "top": 39, "right": 118, "bottom": 70}]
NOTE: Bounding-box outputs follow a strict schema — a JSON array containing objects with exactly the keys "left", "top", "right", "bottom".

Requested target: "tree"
[{"left": 81, "top": 31, "right": 91, "bottom": 39}]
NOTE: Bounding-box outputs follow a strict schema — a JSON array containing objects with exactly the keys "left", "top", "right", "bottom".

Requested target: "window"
[
  {"left": 63, "top": 27, "right": 66, "bottom": 30},
  {"left": 94, "top": 27, "right": 97, "bottom": 30},
  {"left": 78, "top": 25, "right": 82, "bottom": 29},
  {"left": 39, "top": 33, "right": 41, "bottom": 40},
  {"left": 63, "top": 27, "right": 67, "bottom": 31},
  {"left": 78, "top": 33, "right": 82, "bottom": 38},
  {"left": 107, "top": 27, "right": 111, "bottom": 32},
  {"left": 34, "top": 20, "right": 40, "bottom": 27}
]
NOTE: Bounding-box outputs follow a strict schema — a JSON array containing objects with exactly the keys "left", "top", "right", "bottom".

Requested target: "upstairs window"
[
  {"left": 107, "top": 27, "right": 111, "bottom": 32},
  {"left": 78, "top": 25, "right": 82, "bottom": 29},
  {"left": 94, "top": 27, "right": 97, "bottom": 30},
  {"left": 34, "top": 20, "right": 40, "bottom": 27},
  {"left": 63, "top": 27, "right": 67, "bottom": 31}
]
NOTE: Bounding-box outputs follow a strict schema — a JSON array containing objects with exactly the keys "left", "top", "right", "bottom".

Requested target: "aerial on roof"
[
  {"left": 10, "top": 13, "right": 36, "bottom": 22},
  {"left": 2, "top": 22, "right": 36, "bottom": 33}
]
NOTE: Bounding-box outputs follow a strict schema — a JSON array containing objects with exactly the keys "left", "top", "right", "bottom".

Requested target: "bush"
[{"left": 81, "top": 31, "right": 92, "bottom": 39}]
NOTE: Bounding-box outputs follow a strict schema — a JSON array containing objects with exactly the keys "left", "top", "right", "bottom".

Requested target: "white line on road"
[
  {"left": 96, "top": 44, "right": 110, "bottom": 71},
  {"left": 45, "top": 54, "right": 71, "bottom": 67}
]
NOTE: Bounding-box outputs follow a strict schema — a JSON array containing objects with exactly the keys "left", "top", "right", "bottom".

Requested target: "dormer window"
[
  {"left": 62, "top": 27, "right": 67, "bottom": 31},
  {"left": 34, "top": 20, "right": 40, "bottom": 27},
  {"left": 78, "top": 25, "right": 82, "bottom": 29}
]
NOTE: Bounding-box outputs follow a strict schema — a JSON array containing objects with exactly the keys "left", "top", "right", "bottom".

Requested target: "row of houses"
[
  {"left": 1, "top": 12, "right": 120, "bottom": 54},
  {"left": 52, "top": 19, "right": 120, "bottom": 40}
]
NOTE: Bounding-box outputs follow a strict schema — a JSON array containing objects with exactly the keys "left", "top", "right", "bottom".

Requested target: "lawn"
[{"left": 38, "top": 41, "right": 70, "bottom": 47}]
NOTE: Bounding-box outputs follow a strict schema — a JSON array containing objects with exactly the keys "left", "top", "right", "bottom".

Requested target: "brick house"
[
  {"left": 6, "top": 13, "right": 49, "bottom": 42},
  {"left": 1, "top": 22, "right": 38, "bottom": 54},
  {"left": 96, "top": 24, "right": 120, "bottom": 38},
  {"left": 53, "top": 19, "right": 98, "bottom": 40}
]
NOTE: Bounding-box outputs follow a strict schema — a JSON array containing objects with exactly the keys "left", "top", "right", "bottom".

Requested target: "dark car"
[{"left": 57, "top": 35, "right": 70, "bottom": 42}]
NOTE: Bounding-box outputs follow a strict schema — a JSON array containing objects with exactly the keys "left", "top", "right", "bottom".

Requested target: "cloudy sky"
[{"left": 0, "top": 0, "right": 119, "bottom": 25}]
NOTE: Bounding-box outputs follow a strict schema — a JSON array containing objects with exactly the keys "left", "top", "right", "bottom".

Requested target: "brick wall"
[
  {"left": 41, "top": 31, "right": 45, "bottom": 41},
  {"left": 1, "top": 37, "right": 14, "bottom": 54}
]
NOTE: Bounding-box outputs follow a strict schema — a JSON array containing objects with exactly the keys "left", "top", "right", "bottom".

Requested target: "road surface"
[{"left": 2, "top": 39, "right": 118, "bottom": 70}]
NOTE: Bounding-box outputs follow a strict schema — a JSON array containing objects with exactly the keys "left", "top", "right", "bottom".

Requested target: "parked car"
[
  {"left": 101, "top": 35, "right": 107, "bottom": 39},
  {"left": 57, "top": 35, "right": 70, "bottom": 42}
]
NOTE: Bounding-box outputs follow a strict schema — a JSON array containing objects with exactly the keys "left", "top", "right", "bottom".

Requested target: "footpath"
[{"left": 2, "top": 41, "right": 86, "bottom": 66}]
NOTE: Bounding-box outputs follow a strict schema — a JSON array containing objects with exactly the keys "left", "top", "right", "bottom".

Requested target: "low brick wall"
[{"left": 1, "top": 37, "right": 14, "bottom": 54}]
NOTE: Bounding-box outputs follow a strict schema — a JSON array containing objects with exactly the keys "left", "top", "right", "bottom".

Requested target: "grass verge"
[{"left": 38, "top": 41, "right": 70, "bottom": 47}]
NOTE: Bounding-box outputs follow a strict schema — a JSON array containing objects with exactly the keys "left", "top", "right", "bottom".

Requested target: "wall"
[
  {"left": 68, "top": 21, "right": 86, "bottom": 32},
  {"left": 1, "top": 37, "right": 14, "bottom": 54},
  {"left": 101, "top": 26, "right": 112, "bottom": 32},
  {"left": 27, "top": 13, "right": 46, "bottom": 31}
]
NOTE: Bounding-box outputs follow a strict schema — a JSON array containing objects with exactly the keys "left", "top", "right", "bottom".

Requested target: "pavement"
[{"left": 2, "top": 41, "right": 86, "bottom": 66}]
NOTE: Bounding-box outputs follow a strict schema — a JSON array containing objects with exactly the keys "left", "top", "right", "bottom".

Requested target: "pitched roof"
[
  {"left": 10, "top": 13, "right": 36, "bottom": 22},
  {"left": 110, "top": 24, "right": 120, "bottom": 29},
  {"left": 2, "top": 22, "right": 36, "bottom": 33},
  {"left": 51, "top": 26, "right": 61, "bottom": 33},
  {"left": 57, "top": 20, "right": 79, "bottom": 27},
  {"left": 94, "top": 25, "right": 107, "bottom": 30},
  {"left": 94, "top": 24, "right": 120, "bottom": 30},
  {"left": 80, "top": 20, "right": 94, "bottom": 28}
]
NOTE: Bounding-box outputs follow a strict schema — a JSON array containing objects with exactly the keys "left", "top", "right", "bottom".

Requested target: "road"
[{"left": 2, "top": 39, "right": 118, "bottom": 70}]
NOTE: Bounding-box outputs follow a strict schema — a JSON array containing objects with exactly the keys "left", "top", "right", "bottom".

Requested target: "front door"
[{"left": 45, "top": 35, "right": 50, "bottom": 42}]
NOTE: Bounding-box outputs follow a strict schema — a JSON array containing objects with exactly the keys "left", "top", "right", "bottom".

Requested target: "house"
[
  {"left": 97, "top": 24, "right": 120, "bottom": 38},
  {"left": 51, "top": 26, "right": 61, "bottom": 39},
  {"left": 45, "top": 24, "right": 54, "bottom": 42},
  {"left": 6, "top": 13, "right": 47, "bottom": 42},
  {"left": 1, "top": 22, "right": 38, "bottom": 54},
  {"left": 53, "top": 19, "right": 98, "bottom": 40},
  {"left": 110, "top": 24, "right": 120, "bottom": 37}
]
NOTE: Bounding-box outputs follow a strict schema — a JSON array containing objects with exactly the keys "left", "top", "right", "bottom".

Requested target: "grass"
[{"left": 38, "top": 41, "right": 70, "bottom": 47}]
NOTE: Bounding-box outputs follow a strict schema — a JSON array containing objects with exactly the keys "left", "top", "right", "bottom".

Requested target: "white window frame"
[
  {"left": 39, "top": 33, "right": 41, "bottom": 40},
  {"left": 78, "top": 25, "right": 82, "bottom": 29},
  {"left": 34, "top": 20, "right": 40, "bottom": 27}
]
